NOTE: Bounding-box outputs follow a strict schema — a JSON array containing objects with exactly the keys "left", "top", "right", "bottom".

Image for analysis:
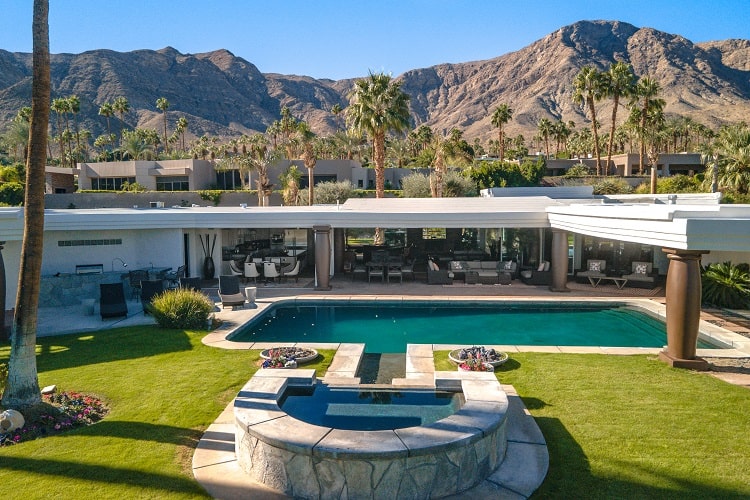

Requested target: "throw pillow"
[
  {"left": 537, "top": 262, "right": 545, "bottom": 272},
  {"left": 589, "top": 261, "right": 601, "bottom": 272},
  {"left": 521, "top": 270, "right": 533, "bottom": 279},
  {"left": 543, "top": 261, "right": 550, "bottom": 272},
  {"left": 635, "top": 263, "right": 648, "bottom": 275},
  {"left": 428, "top": 260, "right": 437, "bottom": 271},
  {"left": 504, "top": 261, "right": 513, "bottom": 270}
]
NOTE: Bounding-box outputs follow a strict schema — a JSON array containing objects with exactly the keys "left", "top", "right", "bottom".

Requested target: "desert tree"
[
  {"left": 156, "top": 97, "right": 170, "bottom": 155},
  {"left": 603, "top": 62, "right": 636, "bottom": 174},
  {"left": 573, "top": 66, "right": 606, "bottom": 174},
  {"left": 490, "top": 104, "right": 513, "bottom": 161}
]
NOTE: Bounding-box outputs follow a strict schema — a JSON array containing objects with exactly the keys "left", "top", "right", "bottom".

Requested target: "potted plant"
[{"left": 457, "top": 358, "right": 494, "bottom": 372}]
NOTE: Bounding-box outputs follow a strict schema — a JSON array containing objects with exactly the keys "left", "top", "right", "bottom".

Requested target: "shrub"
[
  {"left": 299, "top": 180, "right": 354, "bottom": 205},
  {"left": 150, "top": 289, "right": 214, "bottom": 329},
  {"left": 701, "top": 261, "right": 750, "bottom": 309},
  {"left": 592, "top": 178, "right": 633, "bottom": 195},
  {"left": 197, "top": 189, "right": 223, "bottom": 205},
  {"left": 565, "top": 164, "right": 592, "bottom": 178},
  {"left": 400, "top": 173, "right": 431, "bottom": 198},
  {"left": 443, "top": 170, "right": 477, "bottom": 197},
  {"left": 0, "top": 181, "right": 24, "bottom": 206}
]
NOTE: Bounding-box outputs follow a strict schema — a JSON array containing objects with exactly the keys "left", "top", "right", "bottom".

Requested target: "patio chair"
[
  {"left": 164, "top": 265, "right": 186, "bottom": 289},
  {"left": 179, "top": 277, "right": 202, "bottom": 291},
  {"left": 387, "top": 264, "right": 403, "bottom": 283},
  {"left": 229, "top": 259, "right": 245, "bottom": 281},
  {"left": 368, "top": 264, "right": 384, "bottom": 283},
  {"left": 100, "top": 282, "right": 128, "bottom": 319},
  {"left": 280, "top": 260, "right": 301, "bottom": 283},
  {"left": 128, "top": 269, "right": 149, "bottom": 299},
  {"left": 244, "top": 262, "right": 260, "bottom": 284},
  {"left": 140, "top": 279, "right": 165, "bottom": 315},
  {"left": 263, "top": 261, "right": 280, "bottom": 283},
  {"left": 218, "top": 275, "right": 246, "bottom": 309}
]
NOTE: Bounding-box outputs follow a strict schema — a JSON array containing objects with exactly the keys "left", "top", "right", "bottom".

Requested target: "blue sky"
[{"left": 2, "top": 0, "right": 749, "bottom": 80}]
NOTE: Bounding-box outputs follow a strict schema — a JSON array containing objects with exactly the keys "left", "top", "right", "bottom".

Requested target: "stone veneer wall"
[
  {"left": 234, "top": 369, "right": 508, "bottom": 499},
  {"left": 38, "top": 272, "right": 130, "bottom": 307}
]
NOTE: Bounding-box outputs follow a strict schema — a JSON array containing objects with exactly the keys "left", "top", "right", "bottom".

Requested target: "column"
[
  {"left": 314, "top": 225, "right": 332, "bottom": 290},
  {"left": 549, "top": 229, "right": 570, "bottom": 292},
  {"left": 0, "top": 241, "right": 5, "bottom": 340},
  {"left": 658, "top": 248, "right": 709, "bottom": 370},
  {"left": 333, "top": 228, "right": 345, "bottom": 274}
]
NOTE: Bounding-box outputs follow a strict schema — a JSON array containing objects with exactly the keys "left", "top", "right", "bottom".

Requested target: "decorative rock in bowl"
[
  {"left": 260, "top": 346, "right": 318, "bottom": 369},
  {"left": 449, "top": 346, "right": 509, "bottom": 367}
]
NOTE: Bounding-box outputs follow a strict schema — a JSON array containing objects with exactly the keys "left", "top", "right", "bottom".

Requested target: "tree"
[
  {"left": 298, "top": 122, "right": 317, "bottom": 206},
  {"left": 121, "top": 129, "right": 154, "bottom": 160},
  {"left": 573, "top": 66, "right": 606, "bottom": 174},
  {"left": 246, "top": 134, "right": 277, "bottom": 206},
  {"left": 279, "top": 165, "right": 302, "bottom": 206},
  {"left": 630, "top": 77, "right": 665, "bottom": 174},
  {"left": 68, "top": 95, "right": 81, "bottom": 165},
  {"left": 346, "top": 72, "right": 410, "bottom": 244},
  {"left": 346, "top": 71, "right": 410, "bottom": 199},
  {"left": 156, "top": 97, "right": 170, "bottom": 155},
  {"left": 603, "top": 62, "right": 636, "bottom": 175},
  {"left": 490, "top": 104, "right": 513, "bottom": 161},
  {"left": 708, "top": 123, "right": 750, "bottom": 194},
  {"left": 175, "top": 116, "right": 188, "bottom": 152},
  {"left": 50, "top": 97, "right": 69, "bottom": 167},
  {"left": 2, "top": 0, "right": 50, "bottom": 410},
  {"left": 113, "top": 96, "right": 130, "bottom": 159},
  {"left": 537, "top": 118, "right": 553, "bottom": 159}
]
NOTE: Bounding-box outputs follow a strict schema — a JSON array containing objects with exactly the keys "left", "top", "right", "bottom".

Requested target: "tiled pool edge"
[{"left": 202, "top": 296, "right": 750, "bottom": 356}]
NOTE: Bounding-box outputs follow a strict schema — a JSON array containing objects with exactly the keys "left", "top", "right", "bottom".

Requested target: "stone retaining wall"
[{"left": 234, "top": 368, "right": 508, "bottom": 499}]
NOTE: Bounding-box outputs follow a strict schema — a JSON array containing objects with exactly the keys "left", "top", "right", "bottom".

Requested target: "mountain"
[{"left": 1, "top": 20, "right": 749, "bottom": 144}]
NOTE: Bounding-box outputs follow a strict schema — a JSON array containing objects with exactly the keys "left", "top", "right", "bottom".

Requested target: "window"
[
  {"left": 215, "top": 170, "right": 242, "bottom": 190},
  {"left": 299, "top": 174, "right": 338, "bottom": 189},
  {"left": 91, "top": 177, "right": 135, "bottom": 191},
  {"left": 156, "top": 176, "right": 189, "bottom": 191},
  {"left": 422, "top": 228, "right": 446, "bottom": 240}
]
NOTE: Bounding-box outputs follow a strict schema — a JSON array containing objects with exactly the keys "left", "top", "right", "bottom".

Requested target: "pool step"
[{"left": 357, "top": 353, "right": 406, "bottom": 384}]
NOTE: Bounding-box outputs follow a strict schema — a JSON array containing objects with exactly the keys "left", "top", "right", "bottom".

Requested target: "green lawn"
[
  {"left": 0, "top": 329, "right": 747, "bottom": 499},
  {"left": 437, "top": 352, "right": 750, "bottom": 499}
]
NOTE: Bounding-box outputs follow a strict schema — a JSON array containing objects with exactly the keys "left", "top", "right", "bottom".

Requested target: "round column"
[
  {"left": 314, "top": 225, "right": 332, "bottom": 290},
  {"left": 550, "top": 229, "right": 570, "bottom": 292},
  {"left": 333, "top": 228, "right": 345, "bottom": 274},
  {"left": 659, "top": 248, "right": 709, "bottom": 370}
]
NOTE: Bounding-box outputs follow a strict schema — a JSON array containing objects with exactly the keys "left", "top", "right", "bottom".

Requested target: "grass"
[
  {"left": 1, "top": 328, "right": 747, "bottom": 498},
  {"left": 437, "top": 351, "right": 750, "bottom": 499},
  {"left": 0, "top": 327, "right": 333, "bottom": 499}
]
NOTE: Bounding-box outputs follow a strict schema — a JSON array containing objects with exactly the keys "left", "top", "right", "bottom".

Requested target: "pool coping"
[{"left": 202, "top": 295, "right": 750, "bottom": 357}]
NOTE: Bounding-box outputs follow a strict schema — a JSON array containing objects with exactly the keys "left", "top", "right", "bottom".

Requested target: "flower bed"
[
  {"left": 449, "top": 346, "right": 509, "bottom": 367},
  {"left": 457, "top": 359, "right": 495, "bottom": 372},
  {"left": 260, "top": 347, "right": 318, "bottom": 368},
  {"left": 0, "top": 391, "right": 108, "bottom": 446}
]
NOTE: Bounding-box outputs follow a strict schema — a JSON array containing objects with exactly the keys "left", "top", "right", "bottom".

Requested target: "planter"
[
  {"left": 202, "top": 256, "right": 215, "bottom": 280},
  {"left": 449, "top": 347, "right": 509, "bottom": 367},
  {"left": 457, "top": 362, "right": 494, "bottom": 372}
]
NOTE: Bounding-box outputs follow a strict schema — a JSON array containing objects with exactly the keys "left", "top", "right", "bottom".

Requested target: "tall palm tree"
[
  {"left": 603, "top": 62, "right": 636, "bottom": 175},
  {"left": 630, "top": 77, "right": 665, "bottom": 174},
  {"left": 573, "top": 66, "right": 606, "bottom": 174},
  {"left": 298, "top": 122, "right": 317, "bottom": 205},
  {"left": 3, "top": 0, "right": 50, "bottom": 411},
  {"left": 113, "top": 96, "right": 130, "bottom": 159},
  {"left": 175, "top": 116, "right": 188, "bottom": 152},
  {"left": 537, "top": 118, "right": 553, "bottom": 159},
  {"left": 98, "top": 101, "right": 114, "bottom": 138},
  {"left": 50, "top": 97, "right": 69, "bottom": 167},
  {"left": 709, "top": 123, "right": 750, "bottom": 194},
  {"left": 490, "top": 104, "right": 513, "bottom": 161},
  {"left": 346, "top": 71, "right": 411, "bottom": 199},
  {"left": 156, "top": 97, "right": 170, "bottom": 156},
  {"left": 67, "top": 95, "right": 81, "bottom": 165}
]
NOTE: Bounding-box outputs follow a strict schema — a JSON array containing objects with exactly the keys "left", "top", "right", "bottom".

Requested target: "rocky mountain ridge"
[{"left": 0, "top": 20, "right": 748, "bottom": 144}]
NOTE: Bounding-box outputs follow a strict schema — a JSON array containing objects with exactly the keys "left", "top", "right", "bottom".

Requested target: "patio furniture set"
[
  {"left": 575, "top": 259, "right": 660, "bottom": 289},
  {"left": 229, "top": 257, "right": 301, "bottom": 284}
]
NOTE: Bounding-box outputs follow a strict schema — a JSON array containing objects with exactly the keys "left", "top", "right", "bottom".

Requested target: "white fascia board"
[
  {"left": 547, "top": 212, "right": 690, "bottom": 248},
  {"left": 685, "top": 219, "right": 750, "bottom": 251}
]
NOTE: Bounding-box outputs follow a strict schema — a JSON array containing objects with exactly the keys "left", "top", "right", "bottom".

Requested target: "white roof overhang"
[{"left": 547, "top": 203, "right": 750, "bottom": 251}]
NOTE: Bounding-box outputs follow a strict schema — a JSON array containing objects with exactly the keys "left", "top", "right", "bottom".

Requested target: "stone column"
[
  {"left": 314, "top": 225, "right": 332, "bottom": 290},
  {"left": 658, "top": 248, "right": 709, "bottom": 370},
  {"left": 550, "top": 229, "right": 570, "bottom": 292},
  {"left": 0, "top": 241, "right": 5, "bottom": 340},
  {"left": 333, "top": 228, "right": 345, "bottom": 274}
]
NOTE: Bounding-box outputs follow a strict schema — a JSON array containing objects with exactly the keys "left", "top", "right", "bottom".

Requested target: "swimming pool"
[{"left": 230, "top": 300, "right": 715, "bottom": 352}]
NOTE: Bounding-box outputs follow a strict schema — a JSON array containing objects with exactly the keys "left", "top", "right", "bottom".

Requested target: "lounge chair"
[
  {"left": 218, "top": 275, "right": 246, "bottom": 309},
  {"left": 140, "top": 279, "right": 164, "bottom": 315},
  {"left": 100, "top": 282, "right": 128, "bottom": 319},
  {"left": 575, "top": 259, "right": 607, "bottom": 282},
  {"left": 622, "top": 261, "right": 658, "bottom": 288}
]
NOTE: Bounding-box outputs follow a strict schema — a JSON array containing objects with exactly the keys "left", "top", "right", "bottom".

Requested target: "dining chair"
[
  {"left": 244, "top": 262, "right": 260, "bottom": 284},
  {"left": 263, "top": 261, "right": 280, "bottom": 283}
]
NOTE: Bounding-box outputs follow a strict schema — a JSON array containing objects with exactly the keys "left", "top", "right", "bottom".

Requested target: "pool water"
[
  {"left": 279, "top": 384, "right": 464, "bottom": 430},
  {"left": 230, "top": 301, "right": 716, "bottom": 353}
]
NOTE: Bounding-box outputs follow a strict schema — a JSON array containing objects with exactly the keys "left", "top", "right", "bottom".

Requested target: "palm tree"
[
  {"left": 279, "top": 165, "right": 302, "bottom": 205},
  {"left": 156, "top": 97, "right": 170, "bottom": 156},
  {"left": 346, "top": 71, "right": 411, "bottom": 199},
  {"left": 630, "top": 77, "right": 665, "bottom": 174},
  {"left": 537, "top": 118, "right": 553, "bottom": 159},
  {"left": 573, "top": 66, "right": 606, "bottom": 174},
  {"left": 298, "top": 122, "right": 317, "bottom": 206},
  {"left": 113, "top": 96, "right": 130, "bottom": 159},
  {"left": 431, "top": 133, "right": 447, "bottom": 198},
  {"left": 3, "top": 0, "right": 50, "bottom": 411},
  {"left": 121, "top": 130, "right": 154, "bottom": 160},
  {"left": 50, "top": 97, "right": 69, "bottom": 167},
  {"left": 175, "top": 116, "right": 188, "bottom": 152},
  {"left": 552, "top": 120, "right": 573, "bottom": 156},
  {"left": 98, "top": 101, "right": 114, "bottom": 138},
  {"left": 603, "top": 62, "right": 636, "bottom": 175},
  {"left": 708, "top": 123, "right": 750, "bottom": 194},
  {"left": 490, "top": 104, "right": 513, "bottom": 161},
  {"left": 67, "top": 95, "right": 81, "bottom": 165},
  {"left": 246, "top": 133, "right": 276, "bottom": 206}
]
